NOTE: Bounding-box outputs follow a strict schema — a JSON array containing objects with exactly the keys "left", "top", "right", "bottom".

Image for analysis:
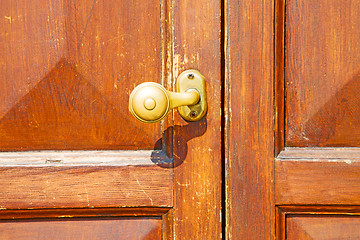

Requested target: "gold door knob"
[{"left": 129, "top": 70, "right": 207, "bottom": 123}]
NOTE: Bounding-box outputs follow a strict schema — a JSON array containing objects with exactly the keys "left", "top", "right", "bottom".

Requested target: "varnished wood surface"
[
  {"left": 0, "top": 218, "right": 161, "bottom": 240},
  {"left": 287, "top": 215, "right": 360, "bottom": 239},
  {"left": 0, "top": 0, "right": 224, "bottom": 238},
  {"left": 275, "top": 0, "right": 285, "bottom": 155},
  {"left": 0, "top": 164, "right": 172, "bottom": 208},
  {"left": 171, "top": 0, "right": 222, "bottom": 238},
  {"left": 276, "top": 154, "right": 360, "bottom": 205},
  {"left": 285, "top": 0, "right": 360, "bottom": 147},
  {"left": 0, "top": 207, "right": 170, "bottom": 219},
  {"left": 278, "top": 147, "right": 360, "bottom": 159},
  {"left": 225, "top": 0, "right": 275, "bottom": 238},
  {"left": 0, "top": 150, "right": 169, "bottom": 166},
  {"left": 0, "top": 0, "right": 161, "bottom": 150},
  {"left": 277, "top": 206, "right": 360, "bottom": 240},
  {"left": 275, "top": 0, "right": 360, "bottom": 238}
]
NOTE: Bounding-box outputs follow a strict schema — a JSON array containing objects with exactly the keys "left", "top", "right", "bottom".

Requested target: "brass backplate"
[{"left": 176, "top": 70, "right": 207, "bottom": 121}]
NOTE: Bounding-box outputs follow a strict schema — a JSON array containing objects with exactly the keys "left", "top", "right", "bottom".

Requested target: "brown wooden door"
[
  {"left": 225, "top": 0, "right": 360, "bottom": 239},
  {"left": 0, "top": 0, "right": 221, "bottom": 239}
]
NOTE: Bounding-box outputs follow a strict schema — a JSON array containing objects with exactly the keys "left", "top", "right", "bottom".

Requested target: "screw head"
[
  {"left": 187, "top": 73, "right": 195, "bottom": 79},
  {"left": 190, "top": 111, "right": 197, "bottom": 118}
]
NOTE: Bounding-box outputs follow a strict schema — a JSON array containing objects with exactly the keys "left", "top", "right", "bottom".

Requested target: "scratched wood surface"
[
  {"left": 275, "top": 0, "right": 360, "bottom": 238},
  {"left": 225, "top": 0, "right": 275, "bottom": 239},
  {"left": 0, "top": 164, "right": 173, "bottom": 208},
  {"left": 170, "top": 0, "right": 222, "bottom": 239},
  {"left": 0, "top": 0, "right": 223, "bottom": 238},
  {"left": 0, "top": 0, "right": 161, "bottom": 150}
]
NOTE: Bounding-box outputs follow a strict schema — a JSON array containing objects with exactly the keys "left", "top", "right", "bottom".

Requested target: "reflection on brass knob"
[{"left": 129, "top": 70, "right": 207, "bottom": 123}]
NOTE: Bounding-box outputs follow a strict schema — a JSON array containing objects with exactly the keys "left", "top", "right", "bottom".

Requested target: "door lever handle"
[{"left": 129, "top": 70, "right": 207, "bottom": 123}]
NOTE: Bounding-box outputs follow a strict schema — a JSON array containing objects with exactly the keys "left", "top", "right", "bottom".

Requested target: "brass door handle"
[{"left": 129, "top": 70, "right": 207, "bottom": 123}]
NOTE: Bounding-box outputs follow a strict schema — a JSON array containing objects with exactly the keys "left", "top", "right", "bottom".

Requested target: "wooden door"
[
  {"left": 0, "top": 0, "right": 221, "bottom": 239},
  {"left": 225, "top": 0, "right": 360, "bottom": 239}
]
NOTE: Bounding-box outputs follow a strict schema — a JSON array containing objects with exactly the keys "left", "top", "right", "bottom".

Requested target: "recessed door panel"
[
  {"left": 0, "top": 218, "right": 161, "bottom": 240},
  {"left": 0, "top": 0, "right": 161, "bottom": 150}
]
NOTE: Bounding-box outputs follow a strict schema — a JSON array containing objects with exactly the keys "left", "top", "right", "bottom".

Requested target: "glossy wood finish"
[
  {"left": 0, "top": 0, "right": 161, "bottom": 150},
  {"left": 276, "top": 149, "right": 360, "bottom": 205},
  {"left": 285, "top": 0, "right": 360, "bottom": 147},
  {"left": 0, "top": 207, "right": 170, "bottom": 219},
  {"left": 273, "top": 0, "right": 360, "bottom": 238},
  {"left": 287, "top": 215, "right": 360, "bottom": 239},
  {"left": 0, "top": 207, "right": 170, "bottom": 239},
  {"left": 171, "top": 0, "right": 222, "bottom": 238},
  {"left": 224, "top": 0, "right": 275, "bottom": 238},
  {"left": 1, "top": 0, "right": 222, "bottom": 238},
  {"left": 0, "top": 218, "right": 162, "bottom": 240},
  {"left": 275, "top": 0, "right": 285, "bottom": 155},
  {"left": 0, "top": 151, "right": 172, "bottom": 208},
  {"left": 277, "top": 206, "right": 360, "bottom": 240}
]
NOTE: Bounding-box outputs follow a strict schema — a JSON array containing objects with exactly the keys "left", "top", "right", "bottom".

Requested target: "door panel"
[
  {"left": 276, "top": 148, "right": 360, "bottom": 205},
  {"left": 0, "top": 218, "right": 161, "bottom": 240},
  {"left": 226, "top": 0, "right": 360, "bottom": 238},
  {"left": 274, "top": 0, "right": 360, "bottom": 239},
  {"left": 287, "top": 215, "right": 360, "bottom": 240},
  {"left": 0, "top": 151, "right": 172, "bottom": 208},
  {"left": 0, "top": 0, "right": 221, "bottom": 239},
  {"left": 0, "top": 0, "right": 161, "bottom": 150},
  {"left": 285, "top": 0, "right": 360, "bottom": 147}
]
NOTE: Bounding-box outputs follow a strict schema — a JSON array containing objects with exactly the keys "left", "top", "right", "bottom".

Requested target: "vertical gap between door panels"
[
  {"left": 283, "top": 0, "right": 287, "bottom": 150},
  {"left": 221, "top": 0, "right": 227, "bottom": 239}
]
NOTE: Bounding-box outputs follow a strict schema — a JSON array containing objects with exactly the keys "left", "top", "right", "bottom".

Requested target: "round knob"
[
  {"left": 144, "top": 98, "right": 156, "bottom": 110},
  {"left": 129, "top": 82, "right": 170, "bottom": 123}
]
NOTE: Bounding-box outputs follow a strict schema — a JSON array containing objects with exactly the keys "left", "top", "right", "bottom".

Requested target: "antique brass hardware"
[{"left": 129, "top": 70, "right": 207, "bottom": 123}]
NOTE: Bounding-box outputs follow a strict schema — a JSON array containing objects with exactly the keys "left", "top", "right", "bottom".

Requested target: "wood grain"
[
  {"left": 277, "top": 206, "right": 360, "bottom": 240},
  {"left": 0, "top": 151, "right": 173, "bottom": 208},
  {"left": 0, "top": 0, "right": 162, "bottom": 150},
  {"left": 171, "top": 0, "right": 222, "bottom": 238},
  {"left": 0, "top": 0, "right": 224, "bottom": 238},
  {"left": 278, "top": 147, "right": 360, "bottom": 159},
  {"left": 0, "top": 218, "right": 162, "bottom": 240},
  {"left": 287, "top": 215, "right": 360, "bottom": 239},
  {"left": 225, "top": 0, "right": 275, "bottom": 238},
  {"left": 276, "top": 149, "right": 360, "bottom": 205},
  {"left": 285, "top": 0, "right": 360, "bottom": 147},
  {"left": 275, "top": 0, "right": 285, "bottom": 155},
  {"left": 0, "top": 207, "right": 170, "bottom": 219}
]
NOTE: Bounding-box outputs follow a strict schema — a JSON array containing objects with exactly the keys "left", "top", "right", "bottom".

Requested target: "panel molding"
[
  {"left": 0, "top": 207, "right": 170, "bottom": 220},
  {"left": 276, "top": 149, "right": 360, "bottom": 205},
  {"left": 277, "top": 147, "right": 360, "bottom": 160},
  {"left": 275, "top": 0, "right": 285, "bottom": 155},
  {"left": 0, "top": 151, "right": 173, "bottom": 209},
  {"left": 0, "top": 150, "right": 172, "bottom": 167},
  {"left": 276, "top": 206, "right": 360, "bottom": 240}
]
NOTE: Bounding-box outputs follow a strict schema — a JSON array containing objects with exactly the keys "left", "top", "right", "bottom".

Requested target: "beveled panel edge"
[
  {"left": 276, "top": 205, "right": 360, "bottom": 240},
  {"left": 275, "top": 159, "right": 360, "bottom": 205},
  {"left": 0, "top": 207, "right": 171, "bottom": 220},
  {"left": 274, "top": 0, "right": 286, "bottom": 155},
  {"left": 277, "top": 205, "right": 360, "bottom": 214},
  {"left": 0, "top": 150, "right": 172, "bottom": 167},
  {"left": 277, "top": 147, "right": 360, "bottom": 161}
]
